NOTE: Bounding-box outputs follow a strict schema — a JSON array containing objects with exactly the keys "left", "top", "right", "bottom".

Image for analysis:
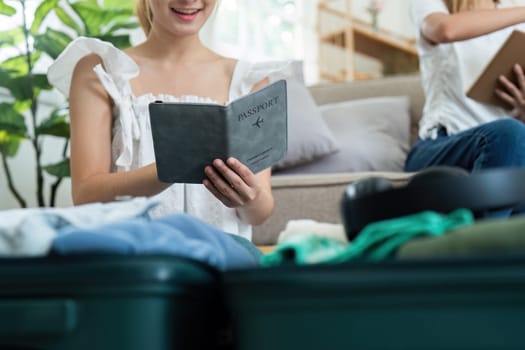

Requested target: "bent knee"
[
  {"left": 477, "top": 118, "right": 525, "bottom": 168},
  {"left": 490, "top": 118, "right": 525, "bottom": 138}
]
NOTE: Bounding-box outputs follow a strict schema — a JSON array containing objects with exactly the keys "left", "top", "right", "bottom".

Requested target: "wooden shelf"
[
  {"left": 318, "top": 0, "right": 419, "bottom": 82},
  {"left": 351, "top": 17, "right": 417, "bottom": 57}
]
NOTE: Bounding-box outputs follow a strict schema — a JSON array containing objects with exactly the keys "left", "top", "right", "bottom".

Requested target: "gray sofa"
[{"left": 253, "top": 74, "right": 425, "bottom": 245}]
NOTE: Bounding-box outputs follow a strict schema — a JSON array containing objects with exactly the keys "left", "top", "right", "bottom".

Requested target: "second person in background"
[{"left": 406, "top": 0, "right": 525, "bottom": 174}]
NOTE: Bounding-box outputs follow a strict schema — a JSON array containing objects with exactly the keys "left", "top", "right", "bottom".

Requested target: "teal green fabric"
[
  {"left": 260, "top": 209, "right": 474, "bottom": 267},
  {"left": 260, "top": 233, "right": 349, "bottom": 266}
]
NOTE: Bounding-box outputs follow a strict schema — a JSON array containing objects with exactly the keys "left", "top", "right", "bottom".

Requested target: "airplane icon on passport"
[{"left": 252, "top": 116, "right": 264, "bottom": 128}]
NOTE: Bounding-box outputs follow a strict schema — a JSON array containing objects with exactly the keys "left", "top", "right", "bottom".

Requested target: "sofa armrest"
[{"left": 252, "top": 171, "right": 414, "bottom": 245}]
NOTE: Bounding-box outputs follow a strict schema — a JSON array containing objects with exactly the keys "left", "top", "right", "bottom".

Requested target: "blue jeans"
[
  {"left": 405, "top": 118, "right": 525, "bottom": 217},
  {"left": 405, "top": 119, "right": 525, "bottom": 172}
]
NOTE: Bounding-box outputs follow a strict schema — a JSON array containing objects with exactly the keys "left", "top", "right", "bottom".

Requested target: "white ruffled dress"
[{"left": 48, "top": 36, "right": 291, "bottom": 240}]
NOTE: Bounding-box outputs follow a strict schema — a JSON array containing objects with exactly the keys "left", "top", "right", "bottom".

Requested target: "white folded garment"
[
  {"left": 278, "top": 219, "right": 348, "bottom": 244},
  {"left": 0, "top": 197, "right": 159, "bottom": 256}
]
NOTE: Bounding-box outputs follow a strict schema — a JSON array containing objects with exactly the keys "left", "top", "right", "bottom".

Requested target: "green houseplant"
[{"left": 0, "top": 0, "right": 138, "bottom": 208}]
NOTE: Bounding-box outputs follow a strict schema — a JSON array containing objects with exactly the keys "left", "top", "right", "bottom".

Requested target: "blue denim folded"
[{"left": 52, "top": 213, "right": 260, "bottom": 271}]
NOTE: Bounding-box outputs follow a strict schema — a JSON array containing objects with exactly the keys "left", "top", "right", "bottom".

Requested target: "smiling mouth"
[{"left": 171, "top": 8, "right": 201, "bottom": 15}]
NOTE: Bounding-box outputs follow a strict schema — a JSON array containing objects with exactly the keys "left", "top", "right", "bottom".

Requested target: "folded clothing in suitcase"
[
  {"left": 0, "top": 255, "right": 226, "bottom": 350},
  {"left": 223, "top": 255, "right": 525, "bottom": 350}
]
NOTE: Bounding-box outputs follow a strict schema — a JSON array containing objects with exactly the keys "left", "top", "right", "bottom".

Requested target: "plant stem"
[
  {"left": 20, "top": 0, "right": 45, "bottom": 207},
  {"left": 1, "top": 153, "right": 27, "bottom": 208},
  {"left": 49, "top": 140, "right": 69, "bottom": 207},
  {"left": 49, "top": 177, "right": 62, "bottom": 207}
]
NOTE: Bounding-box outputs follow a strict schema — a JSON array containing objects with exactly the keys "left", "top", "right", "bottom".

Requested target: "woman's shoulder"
[
  {"left": 48, "top": 36, "right": 139, "bottom": 97},
  {"left": 74, "top": 53, "right": 103, "bottom": 72},
  {"left": 217, "top": 55, "right": 238, "bottom": 81}
]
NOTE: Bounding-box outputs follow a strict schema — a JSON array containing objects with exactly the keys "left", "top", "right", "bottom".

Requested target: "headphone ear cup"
[{"left": 341, "top": 177, "right": 394, "bottom": 240}]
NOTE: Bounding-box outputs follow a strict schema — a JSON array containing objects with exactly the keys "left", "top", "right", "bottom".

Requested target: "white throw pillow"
[
  {"left": 273, "top": 80, "right": 340, "bottom": 170},
  {"left": 274, "top": 96, "right": 411, "bottom": 174}
]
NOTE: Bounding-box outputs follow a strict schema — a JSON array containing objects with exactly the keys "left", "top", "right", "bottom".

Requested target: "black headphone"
[{"left": 341, "top": 166, "right": 525, "bottom": 240}]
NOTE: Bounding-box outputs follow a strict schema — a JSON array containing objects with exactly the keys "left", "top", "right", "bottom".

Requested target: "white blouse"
[
  {"left": 47, "top": 36, "right": 292, "bottom": 240},
  {"left": 411, "top": 0, "right": 525, "bottom": 140}
]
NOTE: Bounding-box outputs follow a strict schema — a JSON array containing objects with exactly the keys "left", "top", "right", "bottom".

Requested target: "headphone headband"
[{"left": 341, "top": 167, "right": 525, "bottom": 240}]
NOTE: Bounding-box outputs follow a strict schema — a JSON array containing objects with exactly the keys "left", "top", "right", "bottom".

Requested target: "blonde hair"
[
  {"left": 135, "top": 0, "right": 153, "bottom": 35},
  {"left": 443, "top": 0, "right": 500, "bottom": 13}
]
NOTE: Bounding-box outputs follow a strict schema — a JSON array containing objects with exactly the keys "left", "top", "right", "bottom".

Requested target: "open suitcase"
[
  {"left": 3, "top": 167, "right": 525, "bottom": 349},
  {"left": 221, "top": 167, "right": 525, "bottom": 350},
  {"left": 0, "top": 255, "right": 227, "bottom": 350},
  {"left": 223, "top": 254, "right": 525, "bottom": 350}
]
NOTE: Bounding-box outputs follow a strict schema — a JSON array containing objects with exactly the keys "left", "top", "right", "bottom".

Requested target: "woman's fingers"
[
  {"left": 495, "top": 65, "right": 525, "bottom": 121},
  {"left": 495, "top": 88, "right": 517, "bottom": 109},
  {"left": 203, "top": 157, "right": 260, "bottom": 207},
  {"left": 514, "top": 64, "right": 525, "bottom": 93},
  {"left": 204, "top": 163, "right": 244, "bottom": 206},
  {"left": 498, "top": 74, "right": 520, "bottom": 100}
]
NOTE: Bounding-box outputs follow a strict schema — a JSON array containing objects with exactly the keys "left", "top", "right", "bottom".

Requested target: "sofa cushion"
[
  {"left": 308, "top": 74, "right": 424, "bottom": 146},
  {"left": 273, "top": 80, "right": 340, "bottom": 170},
  {"left": 273, "top": 96, "right": 411, "bottom": 175}
]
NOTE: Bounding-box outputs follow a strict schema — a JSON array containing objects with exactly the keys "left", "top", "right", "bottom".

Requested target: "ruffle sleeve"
[
  {"left": 47, "top": 36, "right": 139, "bottom": 98},
  {"left": 229, "top": 60, "right": 299, "bottom": 101},
  {"left": 47, "top": 36, "right": 141, "bottom": 169}
]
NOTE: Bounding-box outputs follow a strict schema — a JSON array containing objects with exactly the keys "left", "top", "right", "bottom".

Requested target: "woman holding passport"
[
  {"left": 406, "top": 0, "right": 525, "bottom": 173},
  {"left": 47, "top": 0, "right": 290, "bottom": 240}
]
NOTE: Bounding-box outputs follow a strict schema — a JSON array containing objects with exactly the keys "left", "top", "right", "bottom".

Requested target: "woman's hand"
[
  {"left": 495, "top": 64, "right": 525, "bottom": 122},
  {"left": 203, "top": 157, "right": 274, "bottom": 225}
]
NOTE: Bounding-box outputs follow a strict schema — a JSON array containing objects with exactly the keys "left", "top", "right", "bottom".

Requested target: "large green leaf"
[
  {"left": 0, "top": 74, "right": 48, "bottom": 102},
  {"left": 54, "top": 6, "right": 83, "bottom": 35},
  {"left": 36, "top": 110, "right": 70, "bottom": 138},
  {"left": 0, "top": 0, "right": 16, "bottom": 16},
  {"left": 0, "top": 131, "right": 24, "bottom": 157},
  {"left": 0, "top": 103, "right": 28, "bottom": 136},
  {"left": 0, "top": 27, "right": 25, "bottom": 48},
  {"left": 0, "top": 75, "right": 31, "bottom": 102},
  {"left": 34, "top": 29, "right": 73, "bottom": 59},
  {"left": 30, "top": 0, "right": 58, "bottom": 34},
  {"left": 98, "top": 34, "right": 132, "bottom": 49},
  {"left": 33, "top": 73, "right": 52, "bottom": 90},
  {"left": 43, "top": 158, "right": 70, "bottom": 178},
  {"left": 105, "top": 21, "right": 139, "bottom": 36},
  {"left": 0, "top": 52, "right": 41, "bottom": 76},
  {"left": 103, "top": 0, "right": 135, "bottom": 10},
  {"left": 0, "top": 68, "right": 13, "bottom": 87},
  {"left": 72, "top": 1, "right": 133, "bottom": 36},
  {"left": 13, "top": 99, "right": 31, "bottom": 114}
]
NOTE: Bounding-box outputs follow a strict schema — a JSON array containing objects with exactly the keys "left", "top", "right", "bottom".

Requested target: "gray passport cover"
[{"left": 149, "top": 79, "right": 288, "bottom": 183}]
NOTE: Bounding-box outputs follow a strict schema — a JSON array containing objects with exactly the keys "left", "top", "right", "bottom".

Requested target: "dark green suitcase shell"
[
  {"left": 223, "top": 256, "right": 525, "bottom": 350},
  {"left": 0, "top": 255, "right": 225, "bottom": 350}
]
